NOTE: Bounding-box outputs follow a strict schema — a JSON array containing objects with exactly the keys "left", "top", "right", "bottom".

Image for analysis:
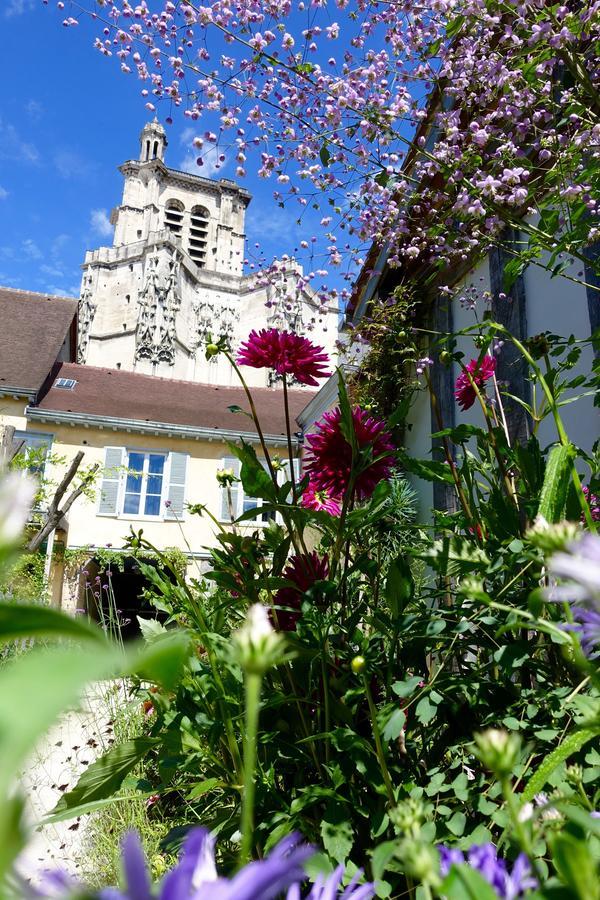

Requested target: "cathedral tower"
[{"left": 78, "top": 124, "right": 338, "bottom": 387}]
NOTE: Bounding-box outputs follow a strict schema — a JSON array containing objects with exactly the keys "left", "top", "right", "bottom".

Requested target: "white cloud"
[
  {"left": 0, "top": 117, "right": 39, "bottom": 164},
  {"left": 0, "top": 187, "right": 8, "bottom": 200},
  {"left": 22, "top": 239, "right": 42, "bottom": 260},
  {"left": 179, "top": 146, "right": 227, "bottom": 178},
  {"left": 54, "top": 148, "right": 97, "bottom": 180},
  {"left": 41, "top": 263, "right": 65, "bottom": 279},
  {"left": 4, "top": 0, "right": 35, "bottom": 17},
  {"left": 25, "top": 99, "right": 43, "bottom": 121},
  {"left": 90, "top": 209, "right": 113, "bottom": 238}
]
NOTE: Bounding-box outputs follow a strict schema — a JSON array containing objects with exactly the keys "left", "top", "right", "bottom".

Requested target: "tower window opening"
[
  {"left": 189, "top": 206, "right": 209, "bottom": 267},
  {"left": 145, "top": 140, "right": 150, "bottom": 161},
  {"left": 164, "top": 200, "right": 184, "bottom": 236},
  {"left": 153, "top": 141, "right": 159, "bottom": 159}
]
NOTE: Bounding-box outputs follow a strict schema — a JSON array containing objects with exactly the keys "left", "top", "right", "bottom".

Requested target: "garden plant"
[{"left": 0, "top": 0, "right": 598, "bottom": 896}]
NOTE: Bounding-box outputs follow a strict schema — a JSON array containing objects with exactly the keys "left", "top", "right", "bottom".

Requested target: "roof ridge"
[
  {"left": 0, "top": 285, "right": 78, "bottom": 302},
  {"left": 56, "top": 362, "right": 313, "bottom": 394}
]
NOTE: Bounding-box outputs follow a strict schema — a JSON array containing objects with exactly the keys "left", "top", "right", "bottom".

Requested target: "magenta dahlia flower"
[
  {"left": 454, "top": 355, "right": 497, "bottom": 411},
  {"left": 304, "top": 407, "right": 395, "bottom": 503},
  {"left": 273, "top": 551, "right": 330, "bottom": 631},
  {"left": 237, "top": 328, "right": 330, "bottom": 386},
  {"left": 301, "top": 482, "right": 342, "bottom": 516}
]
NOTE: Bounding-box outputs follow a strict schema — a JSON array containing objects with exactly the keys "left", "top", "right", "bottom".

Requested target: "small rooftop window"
[{"left": 54, "top": 377, "right": 77, "bottom": 390}]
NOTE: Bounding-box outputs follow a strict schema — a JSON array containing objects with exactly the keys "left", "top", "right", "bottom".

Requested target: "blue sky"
[{"left": 0, "top": 3, "right": 348, "bottom": 299}]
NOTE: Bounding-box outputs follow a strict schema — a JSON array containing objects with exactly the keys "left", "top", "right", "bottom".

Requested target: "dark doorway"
[{"left": 85, "top": 556, "right": 171, "bottom": 642}]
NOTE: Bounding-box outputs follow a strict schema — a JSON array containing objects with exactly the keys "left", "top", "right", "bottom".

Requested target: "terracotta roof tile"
[
  {"left": 0, "top": 287, "right": 78, "bottom": 393},
  {"left": 35, "top": 363, "right": 311, "bottom": 436}
]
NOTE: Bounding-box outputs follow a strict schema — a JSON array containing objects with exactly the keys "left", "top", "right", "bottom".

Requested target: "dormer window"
[
  {"left": 189, "top": 205, "right": 209, "bottom": 268},
  {"left": 164, "top": 200, "right": 184, "bottom": 236},
  {"left": 54, "top": 377, "right": 77, "bottom": 390}
]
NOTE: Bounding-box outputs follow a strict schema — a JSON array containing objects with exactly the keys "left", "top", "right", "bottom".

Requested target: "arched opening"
[
  {"left": 164, "top": 199, "right": 184, "bottom": 236},
  {"left": 153, "top": 140, "right": 159, "bottom": 159},
  {"left": 81, "top": 556, "right": 172, "bottom": 642},
  {"left": 145, "top": 139, "right": 151, "bottom": 161},
  {"left": 188, "top": 206, "right": 209, "bottom": 268}
]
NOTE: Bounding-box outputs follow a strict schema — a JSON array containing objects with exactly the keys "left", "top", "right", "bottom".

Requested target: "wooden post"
[
  {"left": 489, "top": 229, "right": 531, "bottom": 444},
  {"left": 429, "top": 293, "right": 457, "bottom": 513},
  {"left": 583, "top": 241, "right": 600, "bottom": 357}
]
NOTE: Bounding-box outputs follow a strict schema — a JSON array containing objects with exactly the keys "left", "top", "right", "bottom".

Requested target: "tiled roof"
[
  {"left": 0, "top": 287, "right": 78, "bottom": 394},
  {"left": 34, "top": 362, "right": 310, "bottom": 437}
]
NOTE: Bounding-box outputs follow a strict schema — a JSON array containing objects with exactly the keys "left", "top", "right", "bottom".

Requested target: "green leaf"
[
  {"left": 228, "top": 440, "right": 277, "bottom": 502},
  {"left": 0, "top": 602, "right": 106, "bottom": 644},
  {"left": 523, "top": 727, "right": 600, "bottom": 802},
  {"left": 537, "top": 443, "right": 574, "bottom": 523},
  {"left": 336, "top": 369, "right": 358, "bottom": 457},
  {"left": 392, "top": 676, "right": 423, "bottom": 699},
  {"left": 0, "top": 645, "right": 121, "bottom": 799},
  {"left": 385, "top": 555, "right": 414, "bottom": 617},
  {"left": 447, "top": 811, "right": 467, "bottom": 836},
  {"left": 186, "top": 777, "right": 226, "bottom": 800},
  {"left": 319, "top": 143, "right": 331, "bottom": 167},
  {"left": 551, "top": 832, "right": 600, "bottom": 900},
  {"left": 400, "top": 455, "right": 455, "bottom": 484},
  {"left": 441, "top": 864, "right": 499, "bottom": 900},
  {"left": 415, "top": 696, "right": 438, "bottom": 725},
  {"left": 320, "top": 802, "right": 354, "bottom": 864},
  {"left": 47, "top": 737, "right": 159, "bottom": 821},
  {"left": 370, "top": 839, "right": 398, "bottom": 881},
  {"left": 126, "top": 632, "right": 191, "bottom": 690},
  {"left": 382, "top": 708, "right": 406, "bottom": 743}
]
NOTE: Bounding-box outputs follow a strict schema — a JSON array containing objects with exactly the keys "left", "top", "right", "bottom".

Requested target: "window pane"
[
  {"left": 123, "top": 493, "right": 141, "bottom": 515},
  {"left": 243, "top": 497, "right": 259, "bottom": 514},
  {"left": 128, "top": 452, "right": 145, "bottom": 472},
  {"left": 144, "top": 494, "right": 161, "bottom": 516},
  {"left": 125, "top": 472, "right": 142, "bottom": 494},
  {"left": 148, "top": 454, "right": 165, "bottom": 475},
  {"left": 147, "top": 474, "right": 163, "bottom": 495}
]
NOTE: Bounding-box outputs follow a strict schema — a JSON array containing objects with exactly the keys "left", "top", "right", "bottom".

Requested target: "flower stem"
[
  {"left": 239, "top": 671, "right": 262, "bottom": 865},
  {"left": 282, "top": 374, "right": 297, "bottom": 502},
  {"left": 362, "top": 673, "right": 395, "bottom": 805}
]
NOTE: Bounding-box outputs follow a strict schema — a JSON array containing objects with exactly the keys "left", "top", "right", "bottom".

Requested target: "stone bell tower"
[{"left": 77, "top": 123, "right": 339, "bottom": 387}]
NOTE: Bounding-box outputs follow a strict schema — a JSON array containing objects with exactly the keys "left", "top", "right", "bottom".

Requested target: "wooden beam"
[
  {"left": 429, "top": 294, "right": 457, "bottom": 513},
  {"left": 489, "top": 229, "right": 531, "bottom": 444}
]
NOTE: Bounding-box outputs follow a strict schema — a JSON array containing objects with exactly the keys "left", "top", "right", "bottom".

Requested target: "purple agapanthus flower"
[
  {"left": 26, "top": 829, "right": 374, "bottom": 900},
  {"left": 547, "top": 533, "right": 600, "bottom": 658},
  {"left": 439, "top": 843, "right": 537, "bottom": 899}
]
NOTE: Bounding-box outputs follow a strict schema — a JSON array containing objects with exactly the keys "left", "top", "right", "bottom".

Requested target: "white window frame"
[
  {"left": 120, "top": 448, "right": 168, "bottom": 520},
  {"left": 13, "top": 430, "right": 54, "bottom": 479},
  {"left": 219, "top": 456, "right": 301, "bottom": 526}
]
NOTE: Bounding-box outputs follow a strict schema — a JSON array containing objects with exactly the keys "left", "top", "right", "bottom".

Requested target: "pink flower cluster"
[{"left": 454, "top": 356, "right": 497, "bottom": 411}]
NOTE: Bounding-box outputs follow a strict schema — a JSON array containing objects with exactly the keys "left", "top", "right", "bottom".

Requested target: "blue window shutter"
[
  {"left": 165, "top": 452, "right": 188, "bottom": 520},
  {"left": 98, "top": 447, "right": 125, "bottom": 516},
  {"left": 220, "top": 456, "right": 240, "bottom": 522}
]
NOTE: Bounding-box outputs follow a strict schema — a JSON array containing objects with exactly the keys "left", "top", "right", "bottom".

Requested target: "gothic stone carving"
[
  {"left": 135, "top": 248, "right": 181, "bottom": 365},
  {"left": 193, "top": 293, "right": 239, "bottom": 358},
  {"left": 78, "top": 269, "right": 97, "bottom": 363}
]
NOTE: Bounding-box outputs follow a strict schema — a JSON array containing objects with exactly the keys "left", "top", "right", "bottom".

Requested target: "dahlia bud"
[
  {"left": 216, "top": 467, "right": 237, "bottom": 487},
  {"left": 351, "top": 655, "right": 366, "bottom": 674},
  {"left": 474, "top": 728, "right": 520, "bottom": 777},
  {"left": 206, "top": 343, "right": 220, "bottom": 359},
  {"left": 439, "top": 350, "right": 452, "bottom": 366},
  {"left": 233, "top": 604, "right": 286, "bottom": 675}
]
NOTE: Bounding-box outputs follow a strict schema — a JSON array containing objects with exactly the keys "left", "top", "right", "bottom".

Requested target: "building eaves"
[{"left": 26, "top": 406, "right": 294, "bottom": 448}]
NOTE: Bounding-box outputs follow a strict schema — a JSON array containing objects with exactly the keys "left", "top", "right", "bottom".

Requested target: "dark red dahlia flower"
[
  {"left": 272, "top": 551, "right": 330, "bottom": 631},
  {"left": 236, "top": 328, "right": 330, "bottom": 386},
  {"left": 454, "top": 355, "right": 497, "bottom": 411},
  {"left": 304, "top": 406, "right": 395, "bottom": 503}
]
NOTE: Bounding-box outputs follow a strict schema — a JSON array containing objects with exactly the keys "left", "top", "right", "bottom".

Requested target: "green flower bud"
[
  {"left": 565, "top": 764, "right": 583, "bottom": 787},
  {"left": 233, "top": 604, "right": 286, "bottom": 675},
  {"left": 474, "top": 728, "right": 520, "bottom": 777},
  {"left": 351, "top": 655, "right": 366, "bottom": 674},
  {"left": 206, "top": 343, "right": 220, "bottom": 359},
  {"left": 439, "top": 350, "right": 452, "bottom": 366},
  {"left": 216, "top": 467, "right": 237, "bottom": 487},
  {"left": 525, "top": 517, "right": 580, "bottom": 554}
]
